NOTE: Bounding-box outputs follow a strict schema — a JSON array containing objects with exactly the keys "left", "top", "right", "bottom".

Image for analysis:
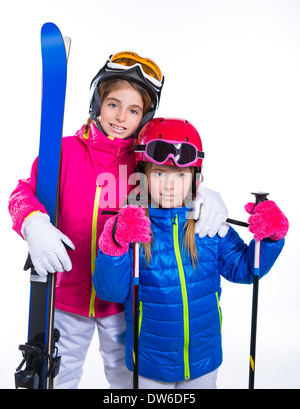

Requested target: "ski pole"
[
  {"left": 133, "top": 242, "right": 140, "bottom": 389},
  {"left": 249, "top": 192, "right": 269, "bottom": 389},
  {"left": 15, "top": 24, "right": 71, "bottom": 390}
]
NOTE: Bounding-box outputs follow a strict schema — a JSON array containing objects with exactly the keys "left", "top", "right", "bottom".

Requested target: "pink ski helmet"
[{"left": 135, "top": 118, "right": 204, "bottom": 171}]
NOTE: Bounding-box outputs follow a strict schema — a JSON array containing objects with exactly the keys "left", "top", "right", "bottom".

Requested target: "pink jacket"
[{"left": 9, "top": 122, "right": 136, "bottom": 318}]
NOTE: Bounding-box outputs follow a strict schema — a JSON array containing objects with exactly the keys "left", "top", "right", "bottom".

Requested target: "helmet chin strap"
[
  {"left": 93, "top": 115, "right": 105, "bottom": 134},
  {"left": 132, "top": 110, "right": 155, "bottom": 138},
  {"left": 192, "top": 167, "right": 203, "bottom": 199}
]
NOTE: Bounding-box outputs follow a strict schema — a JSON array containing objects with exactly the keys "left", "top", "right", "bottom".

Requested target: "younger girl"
[{"left": 93, "top": 118, "right": 288, "bottom": 389}]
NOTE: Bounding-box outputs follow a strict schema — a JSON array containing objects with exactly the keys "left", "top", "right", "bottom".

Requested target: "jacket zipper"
[
  {"left": 173, "top": 214, "right": 190, "bottom": 380},
  {"left": 89, "top": 184, "right": 102, "bottom": 317},
  {"left": 215, "top": 292, "right": 222, "bottom": 333}
]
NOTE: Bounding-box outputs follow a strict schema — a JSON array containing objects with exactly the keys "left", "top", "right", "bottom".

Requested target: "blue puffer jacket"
[{"left": 93, "top": 206, "right": 284, "bottom": 382}]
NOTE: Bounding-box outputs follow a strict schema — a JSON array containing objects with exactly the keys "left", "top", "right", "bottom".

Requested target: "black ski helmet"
[{"left": 89, "top": 51, "right": 164, "bottom": 132}]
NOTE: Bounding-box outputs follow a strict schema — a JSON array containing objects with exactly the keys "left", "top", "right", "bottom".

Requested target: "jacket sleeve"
[
  {"left": 8, "top": 157, "right": 48, "bottom": 237},
  {"left": 218, "top": 226, "right": 284, "bottom": 284},
  {"left": 93, "top": 247, "right": 132, "bottom": 304}
]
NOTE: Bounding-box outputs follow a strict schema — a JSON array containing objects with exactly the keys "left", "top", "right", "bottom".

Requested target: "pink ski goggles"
[{"left": 135, "top": 139, "right": 204, "bottom": 167}]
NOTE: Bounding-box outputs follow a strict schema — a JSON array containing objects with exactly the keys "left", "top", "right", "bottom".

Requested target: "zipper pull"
[{"left": 172, "top": 213, "right": 178, "bottom": 226}]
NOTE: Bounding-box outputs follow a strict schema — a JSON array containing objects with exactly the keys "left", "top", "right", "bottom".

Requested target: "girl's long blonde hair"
[{"left": 140, "top": 162, "right": 199, "bottom": 270}]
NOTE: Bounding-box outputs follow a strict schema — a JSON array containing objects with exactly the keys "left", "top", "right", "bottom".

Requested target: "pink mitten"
[
  {"left": 99, "top": 205, "right": 151, "bottom": 256},
  {"left": 245, "top": 200, "right": 289, "bottom": 241}
]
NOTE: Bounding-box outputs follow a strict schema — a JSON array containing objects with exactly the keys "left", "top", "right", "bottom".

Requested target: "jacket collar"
[
  {"left": 149, "top": 205, "right": 192, "bottom": 227},
  {"left": 76, "top": 122, "right": 135, "bottom": 168}
]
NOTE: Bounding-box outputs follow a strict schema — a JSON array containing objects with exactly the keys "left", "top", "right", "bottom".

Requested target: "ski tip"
[
  {"left": 40, "top": 22, "right": 67, "bottom": 65},
  {"left": 41, "top": 22, "right": 64, "bottom": 40},
  {"left": 63, "top": 37, "right": 72, "bottom": 61},
  {"left": 42, "top": 22, "right": 60, "bottom": 32}
]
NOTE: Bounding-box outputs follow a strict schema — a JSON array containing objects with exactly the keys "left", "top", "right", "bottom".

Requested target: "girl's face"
[
  {"left": 99, "top": 83, "right": 144, "bottom": 139},
  {"left": 147, "top": 164, "right": 193, "bottom": 208}
]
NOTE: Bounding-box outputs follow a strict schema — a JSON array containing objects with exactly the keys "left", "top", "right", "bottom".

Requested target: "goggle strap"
[{"left": 134, "top": 145, "right": 146, "bottom": 152}]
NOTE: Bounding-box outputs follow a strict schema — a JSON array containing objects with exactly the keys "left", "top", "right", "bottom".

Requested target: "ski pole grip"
[{"left": 251, "top": 192, "right": 269, "bottom": 206}]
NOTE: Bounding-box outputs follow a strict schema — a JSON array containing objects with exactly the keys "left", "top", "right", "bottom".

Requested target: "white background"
[{"left": 1, "top": 0, "right": 299, "bottom": 389}]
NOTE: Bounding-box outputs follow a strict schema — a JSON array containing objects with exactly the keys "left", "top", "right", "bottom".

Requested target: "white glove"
[
  {"left": 21, "top": 212, "right": 75, "bottom": 277},
  {"left": 193, "top": 186, "right": 229, "bottom": 238}
]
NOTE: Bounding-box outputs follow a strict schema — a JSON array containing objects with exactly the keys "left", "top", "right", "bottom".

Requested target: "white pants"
[
  {"left": 54, "top": 309, "right": 132, "bottom": 389},
  {"left": 138, "top": 369, "right": 218, "bottom": 389},
  {"left": 54, "top": 309, "right": 218, "bottom": 390}
]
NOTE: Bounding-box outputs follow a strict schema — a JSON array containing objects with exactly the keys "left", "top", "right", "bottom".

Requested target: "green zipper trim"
[
  {"left": 215, "top": 292, "right": 222, "bottom": 334},
  {"left": 138, "top": 301, "right": 143, "bottom": 337},
  {"left": 173, "top": 214, "right": 190, "bottom": 380},
  {"left": 89, "top": 185, "right": 102, "bottom": 317}
]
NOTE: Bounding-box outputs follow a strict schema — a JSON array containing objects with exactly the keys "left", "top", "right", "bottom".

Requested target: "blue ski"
[{"left": 15, "top": 23, "right": 70, "bottom": 389}]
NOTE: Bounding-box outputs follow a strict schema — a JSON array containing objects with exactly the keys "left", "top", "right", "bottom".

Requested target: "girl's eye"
[
  {"left": 130, "top": 108, "right": 143, "bottom": 116},
  {"left": 109, "top": 103, "right": 118, "bottom": 108}
]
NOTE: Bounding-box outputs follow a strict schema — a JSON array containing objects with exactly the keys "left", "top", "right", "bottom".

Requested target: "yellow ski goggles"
[{"left": 110, "top": 51, "right": 163, "bottom": 83}]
